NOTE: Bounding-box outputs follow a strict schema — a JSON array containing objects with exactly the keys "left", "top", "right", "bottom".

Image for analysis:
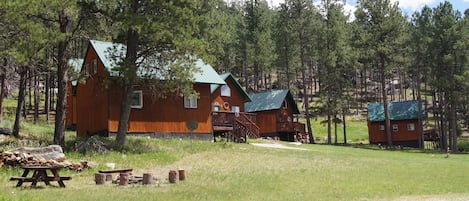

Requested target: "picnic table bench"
[{"left": 10, "top": 166, "right": 71, "bottom": 188}]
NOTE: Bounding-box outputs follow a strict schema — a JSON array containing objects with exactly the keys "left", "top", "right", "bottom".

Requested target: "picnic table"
[{"left": 10, "top": 166, "right": 72, "bottom": 188}]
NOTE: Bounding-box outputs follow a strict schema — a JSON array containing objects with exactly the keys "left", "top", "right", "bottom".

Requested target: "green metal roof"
[
  {"left": 367, "top": 100, "right": 427, "bottom": 122},
  {"left": 68, "top": 58, "right": 83, "bottom": 86},
  {"left": 210, "top": 73, "right": 251, "bottom": 102},
  {"left": 89, "top": 40, "right": 225, "bottom": 84},
  {"left": 245, "top": 89, "right": 299, "bottom": 114}
]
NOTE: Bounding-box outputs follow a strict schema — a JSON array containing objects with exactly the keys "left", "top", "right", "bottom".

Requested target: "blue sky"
[{"left": 266, "top": 0, "right": 468, "bottom": 16}]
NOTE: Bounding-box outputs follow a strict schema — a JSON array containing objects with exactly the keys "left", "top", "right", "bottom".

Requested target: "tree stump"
[
  {"left": 119, "top": 173, "right": 129, "bottom": 186},
  {"left": 178, "top": 169, "right": 186, "bottom": 181},
  {"left": 142, "top": 173, "right": 153, "bottom": 185},
  {"left": 169, "top": 170, "right": 178, "bottom": 183},
  {"left": 95, "top": 173, "right": 106, "bottom": 185},
  {"left": 105, "top": 174, "right": 113, "bottom": 181}
]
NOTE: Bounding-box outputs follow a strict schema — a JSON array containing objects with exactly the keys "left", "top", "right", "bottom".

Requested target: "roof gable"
[
  {"left": 211, "top": 73, "right": 251, "bottom": 102},
  {"left": 68, "top": 58, "right": 83, "bottom": 86},
  {"left": 367, "top": 100, "right": 428, "bottom": 122},
  {"left": 88, "top": 40, "right": 225, "bottom": 85},
  {"left": 245, "top": 89, "right": 299, "bottom": 113}
]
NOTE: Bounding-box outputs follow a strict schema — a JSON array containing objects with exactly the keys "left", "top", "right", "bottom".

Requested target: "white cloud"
[{"left": 391, "top": 0, "right": 438, "bottom": 12}]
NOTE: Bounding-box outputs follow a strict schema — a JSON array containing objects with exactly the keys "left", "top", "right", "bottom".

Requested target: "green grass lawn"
[
  {"left": 308, "top": 118, "right": 369, "bottom": 144},
  {"left": 2, "top": 134, "right": 469, "bottom": 201}
]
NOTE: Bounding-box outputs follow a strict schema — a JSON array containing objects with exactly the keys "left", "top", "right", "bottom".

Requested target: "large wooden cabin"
[
  {"left": 367, "top": 100, "right": 427, "bottom": 148},
  {"left": 245, "top": 90, "right": 306, "bottom": 142},
  {"left": 73, "top": 40, "right": 225, "bottom": 140},
  {"left": 210, "top": 73, "right": 259, "bottom": 142}
]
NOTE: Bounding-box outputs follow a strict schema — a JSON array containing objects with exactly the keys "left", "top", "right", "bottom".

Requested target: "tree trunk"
[
  {"left": 416, "top": 75, "right": 424, "bottom": 149},
  {"left": 327, "top": 107, "right": 331, "bottom": 144},
  {"left": 0, "top": 58, "right": 6, "bottom": 123},
  {"left": 334, "top": 115, "right": 338, "bottom": 144},
  {"left": 342, "top": 111, "right": 347, "bottom": 144},
  {"left": 45, "top": 72, "right": 50, "bottom": 121},
  {"left": 380, "top": 56, "right": 392, "bottom": 146},
  {"left": 13, "top": 67, "right": 27, "bottom": 137},
  {"left": 34, "top": 72, "right": 39, "bottom": 123},
  {"left": 116, "top": 0, "right": 139, "bottom": 150},
  {"left": 54, "top": 10, "right": 71, "bottom": 148}
]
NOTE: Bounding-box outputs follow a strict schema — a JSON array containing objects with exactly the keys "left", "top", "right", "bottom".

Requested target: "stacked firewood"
[{"left": 0, "top": 150, "right": 91, "bottom": 171}]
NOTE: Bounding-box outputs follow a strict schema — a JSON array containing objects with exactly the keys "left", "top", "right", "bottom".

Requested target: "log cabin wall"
[
  {"left": 76, "top": 45, "right": 110, "bottom": 137},
  {"left": 211, "top": 78, "right": 246, "bottom": 112},
  {"left": 107, "top": 83, "right": 213, "bottom": 138},
  {"left": 368, "top": 119, "right": 420, "bottom": 147}
]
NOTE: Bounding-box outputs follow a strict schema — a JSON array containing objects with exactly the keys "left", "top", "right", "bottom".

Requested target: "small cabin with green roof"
[
  {"left": 245, "top": 89, "right": 306, "bottom": 142},
  {"left": 72, "top": 40, "right": 226, "bottom": 140},
  {"left": 367, "top": 100, "right": 427, "bottom": 148}
]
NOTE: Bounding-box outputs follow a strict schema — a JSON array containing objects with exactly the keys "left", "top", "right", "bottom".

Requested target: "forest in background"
[{"left": 0, "top": 0, "right": 467, "bottom": 151}]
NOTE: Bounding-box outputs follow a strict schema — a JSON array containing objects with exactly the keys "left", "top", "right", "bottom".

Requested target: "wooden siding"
[
  {"left": 211, "top": 78, "right": 246, "bottom": 112},
  {"left": 65, "top": 82, "right": 77, "bottom": 128},
  {"left": 76, "top": 45, "right": 110, "bottom": 137},
  {"left": 107, "top": 83, "right": 213, "bottom": 135},
  {"left": 255, "top": 110, "right": 278, "bottom": 134},
  {"left": 368, "top": 119, "right": 420, "bottom": 144},
  {"left": 255, "top": 103, "right": 297, "bottom": 135}
]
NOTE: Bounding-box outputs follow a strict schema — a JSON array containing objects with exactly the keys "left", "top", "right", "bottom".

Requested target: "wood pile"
[{"left": 0, "top": 149, "right": 91, "bottom": 171}]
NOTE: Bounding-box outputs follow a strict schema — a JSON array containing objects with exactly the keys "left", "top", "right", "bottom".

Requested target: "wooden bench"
[{"left": 98, "top": 168, "right": 133, "bottom": 174}]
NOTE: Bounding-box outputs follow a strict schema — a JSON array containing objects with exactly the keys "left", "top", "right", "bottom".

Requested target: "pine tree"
[{"left": 355, "top": 0, "right": 405, "bottom": 146}]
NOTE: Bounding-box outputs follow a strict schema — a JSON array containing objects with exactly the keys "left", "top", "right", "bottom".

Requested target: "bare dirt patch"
[{"left": 250, "top": 142, "right": 309, "bottom": 150}]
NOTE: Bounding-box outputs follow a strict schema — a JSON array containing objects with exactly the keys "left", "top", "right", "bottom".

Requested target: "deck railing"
[
  {"left": 212, "top": 111, "right": 259, "bottom": 139},
  {"left": 212, "top": 111, "right": 256, "bottom": 127}
]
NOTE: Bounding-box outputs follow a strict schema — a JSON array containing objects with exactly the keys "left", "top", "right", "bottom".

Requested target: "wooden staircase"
[{"left": 212, "top": 111, "right": 259, "bottom": 143}]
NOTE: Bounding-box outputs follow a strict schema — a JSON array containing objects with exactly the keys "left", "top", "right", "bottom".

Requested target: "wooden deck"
[{"left": 212, "top": 111, "right": 259, "bottom": 142}]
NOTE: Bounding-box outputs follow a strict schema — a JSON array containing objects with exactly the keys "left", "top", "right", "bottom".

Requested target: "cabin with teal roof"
[
  {"left": 245, "top": 89, "right": 306, "bottom": 142},
  {"left": 72, "top": 40, "right": 225, "bottom": 140},
  {"left": 367, "top": 100, "right": 427, "bottom": 148}
]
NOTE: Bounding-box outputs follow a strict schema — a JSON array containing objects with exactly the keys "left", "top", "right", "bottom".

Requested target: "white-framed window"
[
  {"left": 393, "top": 124, "right": 398, "bottom": 132},
  {"left": 131, "top": 90, "right": 143, "bottom": 109},
  {"left": 232, "top": 106, "right": 240, "bottom": 113},
  {"left": 184, "top": 95, "right": 197, "bottom": 109},
  {"left": 221, "top": 85, "right": 231, "bottom": 97},
  {"left": 92, "top": 59, "right": 98, "bottom": 75},
  {"left": 213, "top": 102, "right": 221, "bottom": 111},
  {"left": 407, "top": 123, "right": 415, "bottom": 131},
  {"left": 379, "top": 125, "right": 385, "bottom": 131}
]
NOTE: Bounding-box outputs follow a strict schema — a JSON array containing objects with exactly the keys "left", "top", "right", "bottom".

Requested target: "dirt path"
[{"left": 250, "top": 142, "right": 309, "bottom": 150}]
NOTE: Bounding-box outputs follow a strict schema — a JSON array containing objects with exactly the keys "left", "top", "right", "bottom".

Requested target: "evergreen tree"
[
  {"left": 105, "top": 0, "right": 206, "bottom": 149},
  {"left": 355, "top": 0, "right": 405, "bottom": 146},
  {"left": 317, "top": 0, "right": 353, "bottom": 144}
]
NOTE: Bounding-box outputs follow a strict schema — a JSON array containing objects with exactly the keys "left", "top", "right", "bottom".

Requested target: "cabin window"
[
  {"left": 232, "top": 106, "right": 240, "bottom": 113},
  {"left": 407, "top": 123, "right": 415, "bottom": 131},
  {"left": 392, "top": 124, "right": 398, "bottom": 132},
  {"left": 82, "top": 63, "right": 89, "bottom": 77},
  {"left": 379, "top": 125, "right": 385, "bottom": 131},
  {"left": 184, "top": 95, "right": 197, "bottom": 109},
  {"left": 221, "top": 85, "right": 231, "bottom": 97},
  {"left": 213, "top": 102, "right": 221, "bottom": 111},
  {"left": 131, "top": 90, "right": 143, "bottom": 109},
  {"left": 92, "top": 59, "right": 98, "bottom": 75}
]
